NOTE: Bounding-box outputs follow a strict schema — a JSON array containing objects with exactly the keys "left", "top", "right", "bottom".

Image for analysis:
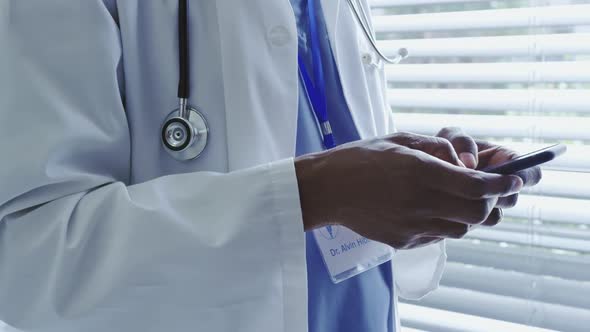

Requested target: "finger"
[
  {"left": 437, "top": 127, "right": 478, "bottom": 169},
  {"left": 407, "top": 236, "right": 444, "bottom": 249},
  {"left": 422, "top": 157, "right": 524, "bottom": 200},
  {"left": 515, "top": 166, "right": 542, "bottom": 187},
  {"left": 429, "top": 137, "right": 464, "bottom": 167},
  {"left": 417, "top": 218, "right": 470, "bottom": 239},
  {"left": 477, "top": 146, "right": 519, "bottom": 173},
  {"left": 496, "top": 194, "right": 519, "bottom": 208},
  {"left": 477, "top": 146, "right": 515, "bottom": 169},
  {"left": 432, "top": 219, "right": 470, "bottom": 239},
  {"left": 478, "top": 145, "right": 543, "bottom": 187},
  {"left": 481, "top": 208, "right": 503, "bottom": 226},
  {"left": 475, "top": 139, "right": 496, "bottom": 151},
  {"left": 420, "top": 190, "right": 497, "bottom": 225},
  {"left": 388, "top": 132, "right": 464, "bottom": 167}
]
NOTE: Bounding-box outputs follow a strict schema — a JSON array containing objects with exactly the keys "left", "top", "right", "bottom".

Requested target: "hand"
[
  {"left": 295, "top": 132, "right": 524, "bottom": 249},
  {"left": 437, "top": 127, "right": 542, "bottom": 213}
]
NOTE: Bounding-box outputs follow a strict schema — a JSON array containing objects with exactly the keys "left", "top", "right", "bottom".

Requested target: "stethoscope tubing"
[
  {"left": 162, "top": 0, "right": 405, "bottom": 161},
  {"left": 345, "top": 0, "right": 408, "bottom": 64}
]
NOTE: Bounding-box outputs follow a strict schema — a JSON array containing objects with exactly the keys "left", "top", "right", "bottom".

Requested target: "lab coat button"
[
  {"left": 361, "top": 52, "right": 374, "bottom": 65},
  {"left": 268, "top": 25, "right": 291, "bottom": 46}
]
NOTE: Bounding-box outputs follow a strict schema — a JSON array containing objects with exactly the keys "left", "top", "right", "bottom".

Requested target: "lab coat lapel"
[
  {"left": 215, "top": 0, "right": 299, "bottom": 170},
  {"left": 321, "top": 0, "right": 380, "bottom": 139}
]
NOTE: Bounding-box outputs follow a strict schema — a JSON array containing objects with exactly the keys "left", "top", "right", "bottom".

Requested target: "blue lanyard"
[{"left": 298, "top": 0, "right": 336, "bottom": 149}]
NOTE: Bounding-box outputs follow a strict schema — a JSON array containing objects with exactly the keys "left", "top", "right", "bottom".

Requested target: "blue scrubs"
[{"left": 291, "top": 1, "right": 395, "bottom": 331}]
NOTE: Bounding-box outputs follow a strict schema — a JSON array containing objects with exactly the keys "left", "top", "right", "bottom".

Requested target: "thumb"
[{"left": 437, "top": 127, "right": 478, "bottom": 169}]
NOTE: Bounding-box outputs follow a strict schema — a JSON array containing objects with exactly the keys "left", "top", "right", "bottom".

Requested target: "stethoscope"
[
  {"left": 345, "top": 0, "right": 408, "bottom": 64},
  {"left": 161, "top": 0, "right": 408, "bottom": 161},
  {"left": 161, "top": 0, "right": 208, "bottom": 161}
]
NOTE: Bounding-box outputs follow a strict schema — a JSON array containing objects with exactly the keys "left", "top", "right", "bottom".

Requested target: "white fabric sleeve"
[
  {"left": 393, "top": 242, "right": 447, "bottom": 300},
  {"left": 0, "top": 2, "right": 307, "bottom": 331}
]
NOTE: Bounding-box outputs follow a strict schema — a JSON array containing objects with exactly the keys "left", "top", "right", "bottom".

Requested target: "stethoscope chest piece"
[
  {"left": 161, "top": 106, "right": 209, "bottom": 161},
  {"left": 161, "top": 0, "right": 210, "bottom": 161}
]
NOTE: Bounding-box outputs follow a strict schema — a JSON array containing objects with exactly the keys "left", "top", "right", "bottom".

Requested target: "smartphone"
[{"left": 481, "top": 143, "right": 567, "bottom": 174}]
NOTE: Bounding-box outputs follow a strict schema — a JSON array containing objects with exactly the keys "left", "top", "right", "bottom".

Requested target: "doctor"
[{"left": 0, "top": 0, "right": 540, "bottom": 331}]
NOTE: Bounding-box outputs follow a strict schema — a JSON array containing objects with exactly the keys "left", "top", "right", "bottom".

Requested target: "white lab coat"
[{"left": 0, "top": 0, "right": 445, "bottom": 331}]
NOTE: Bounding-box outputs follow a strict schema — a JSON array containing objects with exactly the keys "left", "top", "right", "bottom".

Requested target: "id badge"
[{"left": 313, "top": 225, "right": 394, "bottom": 283}]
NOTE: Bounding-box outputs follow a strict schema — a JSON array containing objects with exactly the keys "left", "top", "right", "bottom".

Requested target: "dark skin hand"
[
  {"left": 295, "top": 131, "right": 536, "bottom": 250},
  {"left": 437, "top": 127, "right": 543, "bottom": 225}
]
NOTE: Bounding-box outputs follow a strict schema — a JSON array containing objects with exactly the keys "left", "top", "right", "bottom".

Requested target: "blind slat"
[
  {"left": 371, "top": 0, "right": 491, "bottom": 7},
  {"left": 386, "top": 61, "right": 590, "bottom": 83},
  {"left": 467, "top": 227, "right": 590, "bottom": 252},
  {"left": 441, "top": 262, "right": 590, "bottom": 309},
  {"left": 387, "top": 89, "right": 590, "bottom": 113},
  {"left": 494, "top": 222, "right": 590, "bottom": 242},
  {"left": 447, "top": 241, "right": 590, "bottom": 281},
  {"left": 524, "top": 170, "right": 590, "bottom": 200},
  {"left": 374, "top": 5, "right": 590, "bottom": 32},
  {"left": 378, "top": 33, "right": 590, "bottom": 58},
  {"left": 404, "top": 286, "right": 590, "bottom": 332},
  {"left": 394, "top": 113, "right": 590, "bottom": 140},
  {"left": 398, "top": 303, "right": 555, "bottom": 332},
  {"left": 504, "top": 195, "right": 590, "bottom": 226}
]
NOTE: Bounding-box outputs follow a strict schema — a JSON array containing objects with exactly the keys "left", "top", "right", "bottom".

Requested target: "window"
[{"left": 370, "top": 0, "right": 590, "bottom": 331}]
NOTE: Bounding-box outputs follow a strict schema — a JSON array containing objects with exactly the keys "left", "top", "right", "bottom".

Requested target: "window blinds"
[{"left": 369, "top": 0, "right": 590, "bottom": 331}]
